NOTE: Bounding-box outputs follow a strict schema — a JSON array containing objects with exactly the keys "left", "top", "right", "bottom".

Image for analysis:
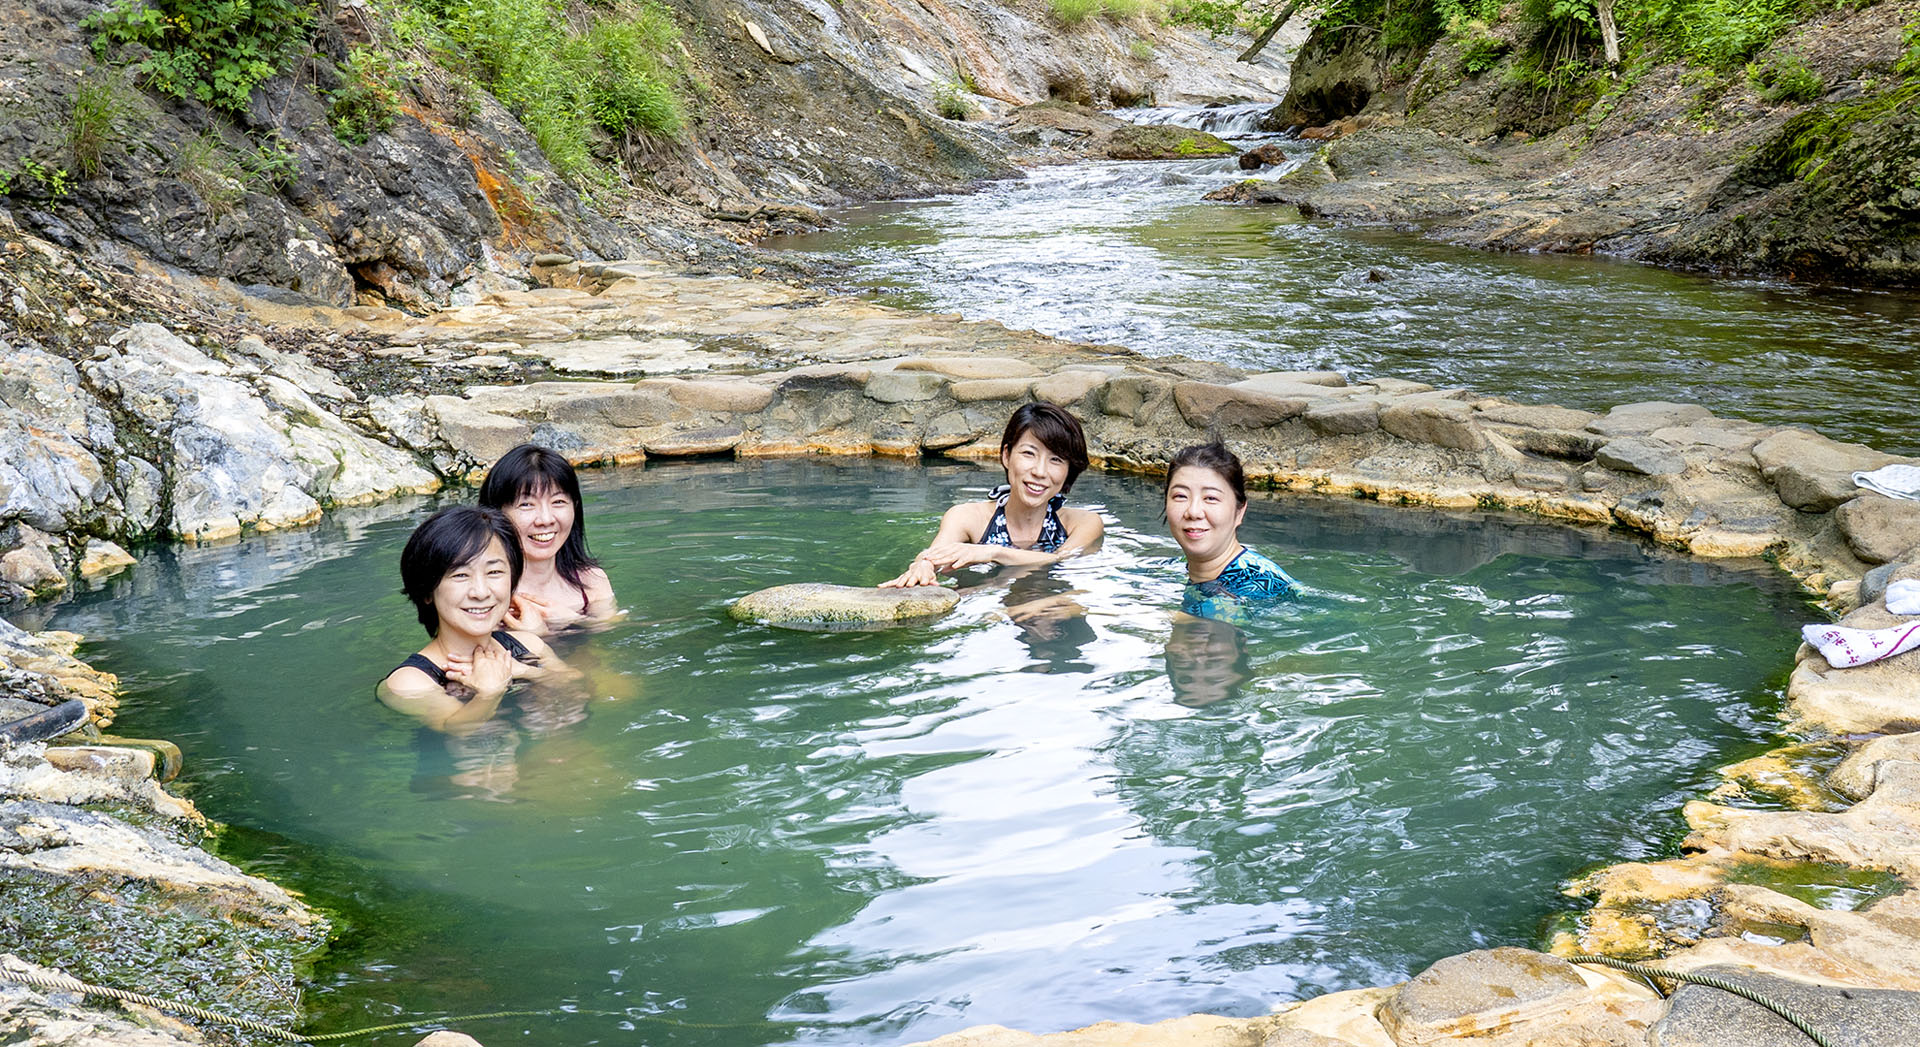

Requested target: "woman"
[
  {"left": 1164, "top": 441, "right": 1301, "bottom": 625},
  {"left": 882, "top": 403, "right": 1105, "bottom": 588},
  {"left": 379, "top": 506, "right": 568, "bottom": 732},
  {"left": 479, "top": 444, "right": 618, "bottom": 633}
]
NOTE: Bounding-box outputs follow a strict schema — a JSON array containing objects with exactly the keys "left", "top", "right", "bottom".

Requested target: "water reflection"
[{"left": 1163, "top": 616, "right": 1252, "bottom": 707}]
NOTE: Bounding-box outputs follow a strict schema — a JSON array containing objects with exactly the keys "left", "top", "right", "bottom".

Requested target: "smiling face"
[
  {"left": 1165, "top": 464, "right": 1247, "bottom": 565},
  {"left": 431, "top": 536, "right": 515, "bottom": 642},
  {"left": 1000, "top": 432, "right": 1071, "bottom": 510},
  {"left": 501, "top": 483, "right": 577, "bottom": 567}
]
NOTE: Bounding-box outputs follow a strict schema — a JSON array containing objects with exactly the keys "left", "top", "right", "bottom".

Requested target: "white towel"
[
  {"left": 1802, "top": 621, "right": 1920, "bottom": 668},
  {"left": 1889, "top": 579, "right": 1920, "bottom": 615},
  {"left": 1854, "top": 463, "right": 1920, "bottom": 501}
]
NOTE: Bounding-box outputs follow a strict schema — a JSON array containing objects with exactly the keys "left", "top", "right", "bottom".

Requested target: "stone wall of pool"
[{"left": 4, "top": 251, "right": 1920, "bottom": 1045}]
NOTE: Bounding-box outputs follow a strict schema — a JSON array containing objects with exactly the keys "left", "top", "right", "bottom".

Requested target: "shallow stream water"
[
  {"left": 767, "top": 119, "right": 1920, "bottom": 456},
  {"left": 39, "top": 460, "right": 1813, "bottom": 1046}
]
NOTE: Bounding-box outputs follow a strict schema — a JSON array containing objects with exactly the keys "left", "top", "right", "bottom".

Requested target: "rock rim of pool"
[{"left": 730, "top": 582, "right": 960, "bottom": 629}]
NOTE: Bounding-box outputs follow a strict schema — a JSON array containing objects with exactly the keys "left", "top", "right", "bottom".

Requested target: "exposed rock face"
[{"left": 1242, "top": 4, "right": 1920, "bottom": 285}]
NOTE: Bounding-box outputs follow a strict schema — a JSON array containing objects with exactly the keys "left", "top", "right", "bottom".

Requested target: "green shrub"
[
  {"left": 1102, "top": 0, "right": 1151, "bottom": 19},
  {"left": 1455, "top": 20, "right": 1509, "bottom": 75},
  {"left": 1129, "top": 39, "right": 1156, "bottom": 61},
  {"left": 1623, "top": 0, "right": 1808, "bottom": 72},
  {"left": 329, "top": 46, "right": 404, "bottom": 145},
  {"left": 83, "top": 0, "right": 313, "bottom": 112},
  {"left": 933, "top": 78, "right": 971, "bottom": 120},
  {"left": 176, "top": 133, "right": 246, "bottom": 213},
  {"left": 0, "top": 158, "right": 72, "bottom": 198},
  {"left": 1746, "top": 50, "right": 1822, "bottom": 104},
  {"left": 68, "top": 71, "right": 142, "bottom": 178},
  {"left": 1900, "top": 16, "right": 1920, "bottom": 76},
  {"left": 575, "top": 12, "right": 683, "bottom": 138},
  {"left": 1050, "top": 0, "right": 1101, "bottom": 25}
]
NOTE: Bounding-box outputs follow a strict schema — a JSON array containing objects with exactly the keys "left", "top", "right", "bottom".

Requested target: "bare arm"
[
  {"left": 879, "top": 502, "right": 992, "bottom": 587},
  {"left": 378, "top": 652, "right": 510, "bottom": 734}
]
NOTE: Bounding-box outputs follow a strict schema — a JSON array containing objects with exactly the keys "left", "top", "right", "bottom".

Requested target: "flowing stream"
[{"left": 768, "top": 108, "right": 1920, "bottom": 456}]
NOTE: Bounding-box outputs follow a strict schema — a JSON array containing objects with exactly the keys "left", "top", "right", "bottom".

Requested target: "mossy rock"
[
  {"left": 1105, "top": 125, "right": 1237, "bottom": 160},
  {"left": 730, "top": 582, "right": 959, "bottom": 630}
]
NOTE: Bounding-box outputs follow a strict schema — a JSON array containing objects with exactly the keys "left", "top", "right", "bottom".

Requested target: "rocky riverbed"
[{"left": 4, "top": 196, "right": 1920, "bottom": 1043}]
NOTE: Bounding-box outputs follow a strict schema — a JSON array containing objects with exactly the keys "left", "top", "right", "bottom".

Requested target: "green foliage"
[
  {"left": 68, "top": 70, "right": 143, "bottom": 178},
  {"left": 1050, "top": 0, "right": 1102, "bottom": 24},
  {"left": 1745, "top": 79, "right": 1920, "bottom": 184},
  {"left": 1746, "top": 50, "right": 1822, "bottom": 104},
  {"left": 0, "top": 158, "right": 72, "bottom": 197},
  {"left": 329, "top": 46, "right": 403, "bottom": 145},
  {"left": 1900, "top": 15, "right": 1920, "bottom": 76},
  {"left": 1455, "top": 19, "right": 1509, "bottom": 74},
  {"left": 1623, "top": 0, "right": 1810, "bottom": 72},
  {"left": 407, "top": 0, "right": 685, "bottom": 182},
  {"left": 244, "top": 131, "right": 300, "bottom": 188},
  {"left": 1129, "top": 39, "right": 1157, "bottom": 61},
  {"left": 933, "top": 78, "right": 971, "bottom": 120},
  {"left": 1163, "top": 0, "right": 1243, "bottom": 36},
  {"left": 175, "top": 133, "right": 247, "bottom": 213},
  {"left": 83, "top": 0, "right": 314, "bottom": 112}
]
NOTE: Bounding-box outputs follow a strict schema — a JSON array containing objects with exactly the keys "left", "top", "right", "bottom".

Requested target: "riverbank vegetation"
[{"left": 79, "top": 0, "right": 688, "bottom": 186}]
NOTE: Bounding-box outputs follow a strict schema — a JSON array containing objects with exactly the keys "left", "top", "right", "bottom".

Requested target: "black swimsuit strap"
[
  {"left": 392, "top": 633, "right": 537, "bottom": 692},
  {"left": 397, "top": 652, "right": 449, "bottom": 687}
]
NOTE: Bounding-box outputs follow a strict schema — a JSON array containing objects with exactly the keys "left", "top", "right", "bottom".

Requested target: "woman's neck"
[
  {"left": 1000, "top": 498, "right": 1049, "bottom": 544},
  {"left": 1187, "top": 542, "right": 1244, "bottom": 583},
  {"left": 521, "top": 557, "right": 562, "bottom": 588},
  {"left": 424, "top": 632, "right": 486, "bottom": 663}
]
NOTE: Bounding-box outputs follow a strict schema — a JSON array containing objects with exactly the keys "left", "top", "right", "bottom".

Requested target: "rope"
[{"left": 1565, "top": 955, "right": 1835, "bottom": 1047}]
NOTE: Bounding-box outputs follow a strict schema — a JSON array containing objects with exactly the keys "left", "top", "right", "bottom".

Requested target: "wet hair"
[
  {"left": 477, "top": 443, "right": 600, "bottom": 592},
  {"left": 1164, "top": 441, "right": 1248, "bottom": 506},
  {"left": 399, "top": 506, "right": 523, "bottom": 636},
  {"left": 999, "top": 403, "right": 1090, "bottom": 493}
]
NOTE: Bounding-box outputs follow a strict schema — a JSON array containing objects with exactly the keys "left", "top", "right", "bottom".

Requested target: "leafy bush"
[
  {"left": 1624, "top": 0, "right": 1809, "bottom": 71},
  {"left": 933, "top": 78, "right": 971, "bottom": 120},
  {"left": 1129, "top": 39, "right": 1156, "bottom": 61},
  {"left": 1746, "top": 50, "right": 1822, "bottom": 104},
  {"left": 1456, "top": 19, "right": 1509, "bottom": 74},
  {"left": 1900, "top": 15, "right": 1920, "bottom": 76},
  {"left": 83, "top": 0, "right": 313, "bottom": 111},
  {"left": 575, "top": 12, "right": 682, "bottom": 138},
  {"left": 329, "top": 46, "right": 404, "bottom": 145}
]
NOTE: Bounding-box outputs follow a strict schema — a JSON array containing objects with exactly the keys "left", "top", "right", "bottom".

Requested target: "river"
[{"left": 768, "top": 104, "right": 1920, "bottom": 456}]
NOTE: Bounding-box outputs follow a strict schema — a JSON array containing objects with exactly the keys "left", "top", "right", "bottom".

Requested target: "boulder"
[
  {"left": 1104, "top": 125, "right": 1236, "bottom": 160},
  {"left": 1100, "top": 376, "right": 1172, "bottom": 420},
  {"left": 1586, "top": 401, "right": 1713, "bottom": 438},
  {"left": 895, "top": 357, "right": 1040, "bottom": 380},
  {"left": 950, "top": 378, "right": 1034, "bottom": 403},
  {"left": 1304, "top": 400, "right": 1380, "bottom": 436},
  {"left": 426, "top": 396, "right": 535, "bottom": 465},
  {"left": 1651, "top": 965, "right": 1920, "bottom": 1047},
  {"left": 643, "top": 378, "right": 775, "bottom": 414},
  {"left": 1831, "top": 733, "right": 1920, "bottom": 801},
  {"left": 76, "top": 539, "right": 135, "bottom": 579},
  {"left": 1379, "top": 397, "right": 1486, "bottom": 452},
  {"left": 730, "top": 582, "right": 959, "bottom": 629},
  {"left": 865, "top": 371, "right": 949, "bottom": 403},
  {"left": 1238, "top": 144, "right": 1290, "bottom": 170},
  {"left": 1173, "top": 381, "right": 1310, "bottom": 430},
  {"left": 1595, "top": 437, "right": 1688, "bottom": 477},
  {"left": 1378, "top": 948, "right": 1654, "bottom": 1046},
  {"left": 1835, "top": 495, "right": 1920, "bottom": 564},
  {"left": 1752, "top": 429, "right": 1900, "bottom": 512},
  {"left": 644, "top": 426, "right": 744, "bottom": 457},
  {"left": 1031, "top": 369, "right": 1110, "bottom": 406}
]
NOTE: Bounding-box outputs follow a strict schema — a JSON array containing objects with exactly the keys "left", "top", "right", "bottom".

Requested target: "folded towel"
[
  {"left": 1802, "top": 621, "right": 1920, "bottom": 668},
  {"left": 1854, "top": 463, "right": 1920, "bottom": 501},
  {"left": 1889, "top": 579, "right": 1920, "bottom": 615}
]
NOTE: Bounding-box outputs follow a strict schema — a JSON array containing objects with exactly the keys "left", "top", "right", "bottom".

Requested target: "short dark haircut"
[
  {"left": 1165, "top": 441, "right": 1248, "bottom": 506},
  {"left": 399, "top": 506, "right": 523, "bottom": 636},
  {"left": 999, "top": 403, "right": 1090, "bottom": 493},
  {"left": 477, "top": 444, "right": 599, "bottom": 591}
]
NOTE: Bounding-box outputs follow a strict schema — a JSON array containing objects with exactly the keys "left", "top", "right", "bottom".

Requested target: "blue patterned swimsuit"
[
  {"left": 980, "top": 485, "right": 1070, "bottom": 552},
  {"left": 1182, "top": 547, "right": 1300, "bottom": 625}
]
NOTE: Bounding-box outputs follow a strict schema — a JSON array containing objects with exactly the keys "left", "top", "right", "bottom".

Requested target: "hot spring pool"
[{"left": 39, "top": 458, "right": 1813, "bottom": 1045}]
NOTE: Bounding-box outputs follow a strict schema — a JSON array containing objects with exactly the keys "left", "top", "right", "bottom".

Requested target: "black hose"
[{"left": 0, "top": 698, "right": 88, "bottom": 744}]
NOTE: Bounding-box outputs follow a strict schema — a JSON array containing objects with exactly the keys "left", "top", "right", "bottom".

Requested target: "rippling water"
[
  {"left": 768, "top": 134, "right": 1920, "bottom": 456},
  {"left": 37, "top": 461, "right": 1811, "bottom": 1045}
]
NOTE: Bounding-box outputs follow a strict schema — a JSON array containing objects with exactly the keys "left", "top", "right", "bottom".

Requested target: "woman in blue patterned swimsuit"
[
  {"left": 881, "top": 404, "right": 1105, "bottom": 587},
  {"left": 378, "top": 506, "right": 571, "bottom": 732},
  {"left": 1165, "top": 441, "right": 1301, "bottom": 626}
]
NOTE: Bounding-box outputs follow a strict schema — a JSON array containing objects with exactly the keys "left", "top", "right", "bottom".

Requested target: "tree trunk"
[
  {"left": 1595, "top": 0, "right": 1621, "bottom": 66},
  {"left": 1238, "top": 0, "right": 1306, "bottom": 64}
]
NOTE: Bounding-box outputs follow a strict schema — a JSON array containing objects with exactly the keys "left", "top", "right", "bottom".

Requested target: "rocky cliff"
[
  {"left": 0, "top": 0, "right": 1283, "bottom": 312},
  {"left": 1237, "top": 3, "right": 1920, "bottom": 285}
]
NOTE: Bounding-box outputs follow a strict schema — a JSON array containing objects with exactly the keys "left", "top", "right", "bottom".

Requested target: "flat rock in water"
[
  {"left": 1651, "top": 965, "right": 1920, "bottom": 1047},
  {"left": 730, "top": 583, "right": 958, "bottom": 629}
]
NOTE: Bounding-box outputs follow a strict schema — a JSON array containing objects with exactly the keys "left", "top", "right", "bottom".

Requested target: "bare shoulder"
[
  {"left": 379, "top": 663, "right": 444, "bottom": 703},
  {"left": 942, "top": 499, "right": 996, "bottom": 537},
  {"left": 1059, "top": 506, "right": 1105, "bottom": 535},
  {"left": 505, "top": 628, "right": 556, "bottom": 661}
]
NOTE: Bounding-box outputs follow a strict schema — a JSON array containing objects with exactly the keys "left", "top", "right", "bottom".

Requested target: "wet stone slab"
[{"left": 1651, "top": 966, "right": 1920, "bottom": 1047}]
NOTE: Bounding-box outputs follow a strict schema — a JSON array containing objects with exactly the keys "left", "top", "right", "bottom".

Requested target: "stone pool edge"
[{"left": 6, "top": 255, "right": 1920, "bottom": 1045}]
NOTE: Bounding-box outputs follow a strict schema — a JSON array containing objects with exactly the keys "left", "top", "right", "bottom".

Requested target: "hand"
[
  {"left": 444, "top": 639, "right": 513, "bottom": 699},
  {"left": 921, "top": 541, "right": 999, "bottom": 572},
  {"left": 879, "top": 556, "right": 941, "bottom": 589},
  {"left": 505, "top": 592, "right": 550, "bottom": 634}
]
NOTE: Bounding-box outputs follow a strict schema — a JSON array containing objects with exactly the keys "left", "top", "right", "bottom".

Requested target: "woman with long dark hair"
[{"left": 478, "top": 444, "right": 618, "bottom": 633}]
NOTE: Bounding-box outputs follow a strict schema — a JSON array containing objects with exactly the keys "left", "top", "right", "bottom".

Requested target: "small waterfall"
[{"left": 1113, "top": 102, "right": 1277, "bottom": 137}]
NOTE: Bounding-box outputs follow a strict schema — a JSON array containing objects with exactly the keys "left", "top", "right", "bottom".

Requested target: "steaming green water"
[
  {"left": 40, "top": 460, "right": 1813, "bottom": 1045},
  {"left": 768, "top": 152, "right": 1920, "bottom": 456}
]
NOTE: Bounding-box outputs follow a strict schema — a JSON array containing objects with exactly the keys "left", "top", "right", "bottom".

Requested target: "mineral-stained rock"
[
  {"left": 895, "top": 356, "right": 1041, "bottom": 380},
  {"left": 951, "top": 377, "right": 1035, "bottom": 403},
  {"left": 865, "top": 371, "right": 949, "bottom": 403},
  {"left": 427, "top": 396, "right": 535, "bottom": 465},
  {"left": 731, "top": 582, "right": 959, "bottom": 628},
  {"left": 76, "top": 539, "right": 136, "bottom": 579},
  {"left": 1104, "top": 124, "right": 1236, "bottom": 160},
  {"left": 1831, "top": 732, "right": 1920, "bottom": 800},
  {"left": 644, "top": 426, "right": 744, "bottom": 456},
  {"left": 643, "top": 377, "right": 775, "bottom": 414},
  {"left": 1834, "top": 494, "right": 1920, "bottom": 564},
  {"left": 1379, "top": 947, "right": 1656, "bottom": 1046},
  {"left": 1031, "top": 369, "right": 1110, "bottom": 406},
  {"left": 1651, "top": 964, "right": 1920, "bottom": 1047}
]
